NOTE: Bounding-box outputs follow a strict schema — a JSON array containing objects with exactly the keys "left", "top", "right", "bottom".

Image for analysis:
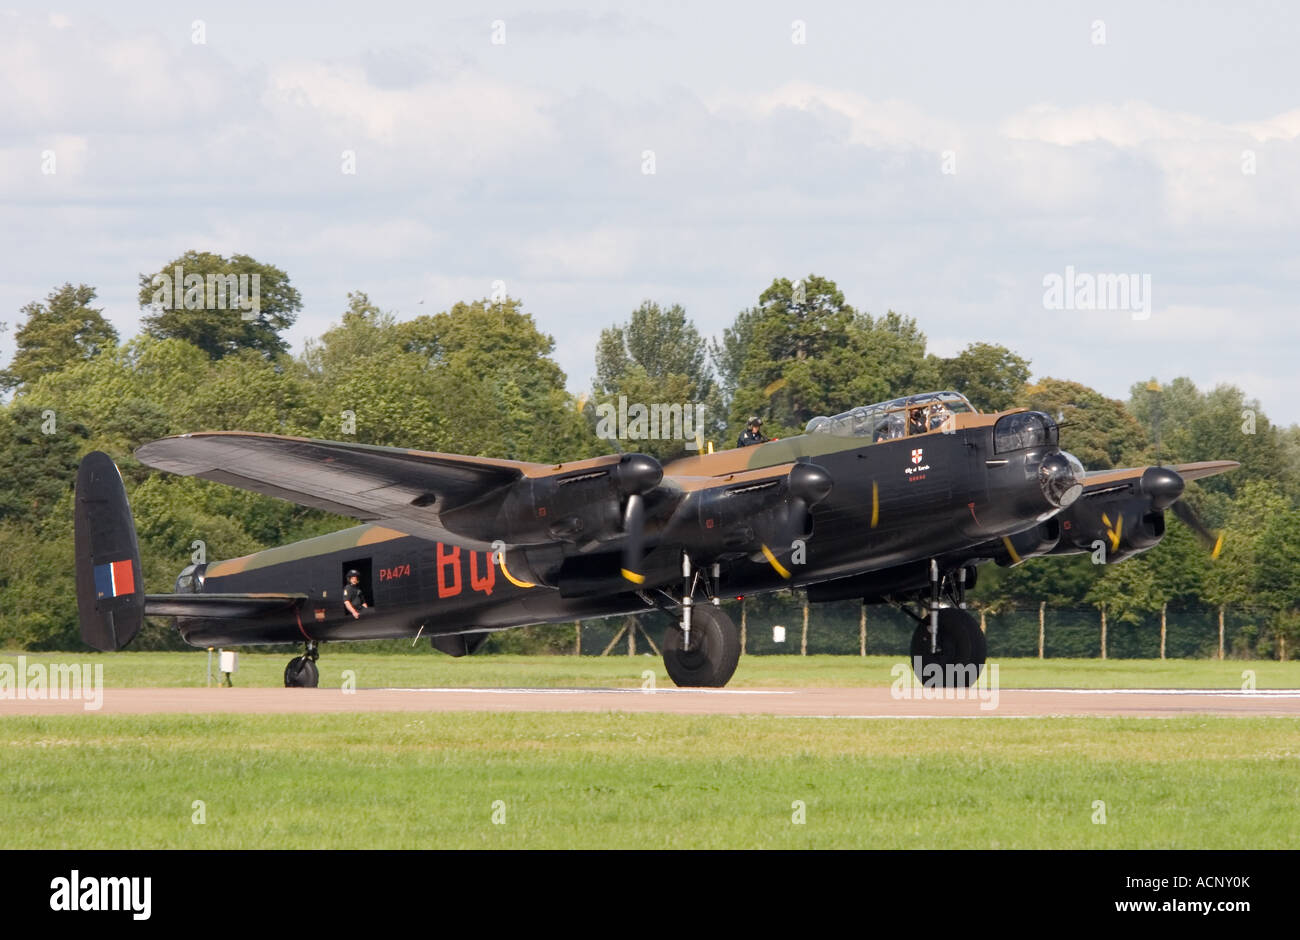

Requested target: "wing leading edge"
[{"left": 134, "top": 432, "right": 626, "bottom": 545}]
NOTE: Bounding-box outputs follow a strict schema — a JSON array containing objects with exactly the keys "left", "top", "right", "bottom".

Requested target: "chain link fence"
[{"left": 504, "top": 597, "right": 1293, "bottom": 660}]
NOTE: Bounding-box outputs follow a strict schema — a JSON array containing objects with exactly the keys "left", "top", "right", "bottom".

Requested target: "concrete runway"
[{"left": 4, "top": 686, "right": 1300, "bottom": 717}]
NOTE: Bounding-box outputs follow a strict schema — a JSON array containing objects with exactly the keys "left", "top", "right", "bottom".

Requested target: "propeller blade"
[
  {"left": 620, "top": 493, "right": 647, "bottom": 584},
  {"left": 1170, "top": 499, "right": 1225, "bottom": 559},
  {"left": 753, "top": 463, "right": 834, "bottom": 578}
]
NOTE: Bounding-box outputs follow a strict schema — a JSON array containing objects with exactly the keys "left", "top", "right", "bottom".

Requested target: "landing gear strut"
[
  {"left": 661, "top": 554, "right": 740, "bottom": 687},
  {"left": 663, "top": 602, "right": 740, "bottom": 688},
  {"left": 284, "top": 640, "right": 320, "bottom": 688},
  {"left": 905, "top": 563, "right": 985, "bottom": 688},
  {"left": 909, "top": 609, "right": 985, "bottom": 687}
]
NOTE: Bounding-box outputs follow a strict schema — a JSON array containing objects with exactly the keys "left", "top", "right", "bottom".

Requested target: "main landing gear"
[
  {"left": 284, "top": 640, "right": 320, "bottom": 688},
  {"left": 661, "top": 554, "right": 740, "bottom": 688},
  {"left": 902, "top": 561, "right": 985, "bottom": 688}
]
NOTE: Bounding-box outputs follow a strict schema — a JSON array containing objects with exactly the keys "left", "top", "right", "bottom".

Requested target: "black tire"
[
  {"left": 909, "top": 607, "right": 984, "bottom": 687},
  {"left": 284, "top": 656, "right": 319, "bottom": 688},
  {"left": 963, "top": 609, "right": 987, "bottom": 672},
  {"left": 662, "top": 604, "right": 741, "bottom": 688}
]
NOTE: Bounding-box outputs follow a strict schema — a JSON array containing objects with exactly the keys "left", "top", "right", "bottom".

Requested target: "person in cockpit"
[
  {"left": 874, "top": 412, "right": 905, "bottom": 442},
  {"left": 907, "top": 405, "right": 928, "bottom": 436},
  {"left": 737, "top": 416, "right": 769, "bottom": 447},
  {"left": 927, "top": 401, "right": 951, "bottom": 430}
]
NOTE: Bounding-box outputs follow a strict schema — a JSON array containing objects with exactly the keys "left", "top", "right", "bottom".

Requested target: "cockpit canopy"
[{"left": 805, "top": 391, "right": 977, "bottom": 440}]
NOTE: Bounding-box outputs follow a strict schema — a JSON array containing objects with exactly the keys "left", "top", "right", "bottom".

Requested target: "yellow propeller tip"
[
  {"left": 1211, "top": 534, "right": 1224, "bottom": 560},
  {"left": 620, "top": 569, "right": 646, "bottom": 584},
  {"left": 759, "top": 544, "right": 792, "bottom": 579}
]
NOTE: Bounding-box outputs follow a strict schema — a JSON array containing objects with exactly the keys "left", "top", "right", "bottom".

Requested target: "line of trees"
[{"left": 2, "top": 255, "right": 1298, "bottom": 655}]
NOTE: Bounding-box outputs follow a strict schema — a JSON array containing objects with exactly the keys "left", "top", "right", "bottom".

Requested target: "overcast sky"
[{"left": 2, "top": 1, "right": 1298, "bottom": 424}]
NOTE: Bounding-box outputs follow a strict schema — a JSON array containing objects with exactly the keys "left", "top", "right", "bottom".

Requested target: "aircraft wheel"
[
  {"left": 662, "top": 604, "right": 741, "bottom": 688},
  {"left": 909, "top": 608, "right": 984, "bottom": 687},
  {"left": 284, "top": 656, "right": 319, "bottom": 688},
  {"left": 963, "top": 609, "right": 987, "bottom": 672}
]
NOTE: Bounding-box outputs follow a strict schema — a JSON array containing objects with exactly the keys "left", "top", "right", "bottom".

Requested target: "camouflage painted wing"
[
  {"left": 1081, "top": 460, "right": 1240, "bottom": 497},
  {"left": 134, "top": 432, "right": 615, "bottom": 546}
]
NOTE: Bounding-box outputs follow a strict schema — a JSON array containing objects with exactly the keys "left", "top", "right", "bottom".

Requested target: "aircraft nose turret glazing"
[{"left": 1038, "top": 450, "right": 1084, "bottom": 508}]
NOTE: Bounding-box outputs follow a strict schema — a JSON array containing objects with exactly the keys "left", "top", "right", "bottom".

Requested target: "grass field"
[
  {"left": 4, "top": 650, "right": 1298, "bottom": 690},
  {"left": 2, "top": 712, "right": 1298, "bottom": 849},
  {"left": 4, "top": 652, "right": 1298, "bottom": 849}
]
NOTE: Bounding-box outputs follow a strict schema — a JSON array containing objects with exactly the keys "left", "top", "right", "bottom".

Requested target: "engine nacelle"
[
  {"left": 1051, "top": 495, "right": 1165, "bottom": 564},
  {"left": 994, "top": 519, "right": 1061, "bottom": 567},
  {"left": 452, "top": 453, "right": 662, "bottom": 548},
  {"left": 676, "top": 462, "right": 832, "bottom": 562}
]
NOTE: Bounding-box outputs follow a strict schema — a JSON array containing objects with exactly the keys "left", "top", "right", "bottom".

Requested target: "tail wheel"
[
  {"left": 662, "top": 604, "right": 741, "bottom": 688},
  {"left": 909, "top": 608, "right": 985, "bottom": 687},
  {"left": 284, "top": 656, "right": 319, "bottom": 688}
]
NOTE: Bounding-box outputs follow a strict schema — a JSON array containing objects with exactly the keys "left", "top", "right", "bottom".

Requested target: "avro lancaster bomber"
[{"left": 75, "top": 391, "right": 1236, "bottom": 687}]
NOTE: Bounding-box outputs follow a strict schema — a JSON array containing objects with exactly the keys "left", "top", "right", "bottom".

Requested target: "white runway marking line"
[
  {"left": 779, "top": 715, "right": 1042, "bottom": 720},
  {"left": 371, "top": 687, "right": 796, "bottom": 695},
  {"left": 1014, "top": 688, "right": 1300, "bottom": 697}
]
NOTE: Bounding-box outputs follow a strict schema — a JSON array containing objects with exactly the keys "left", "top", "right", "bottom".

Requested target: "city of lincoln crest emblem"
[{"left": 911, "top": 448, "right": 923, "bottom": 464}]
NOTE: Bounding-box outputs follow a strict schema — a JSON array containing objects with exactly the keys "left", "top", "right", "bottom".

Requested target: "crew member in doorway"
[
  {"left": 737, "top": 416, "right": 769, "bottom": 447},
  {"left": 343, "top": 570, "right": 369, "bottom": 619}
]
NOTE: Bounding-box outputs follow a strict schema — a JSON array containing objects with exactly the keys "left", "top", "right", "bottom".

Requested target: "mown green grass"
[
  {"left": 3, "top": 650, "right": 1298, "bottom": 689},
  {"left": 2, "top": 713, "right": 1297, "bottom": 849}
]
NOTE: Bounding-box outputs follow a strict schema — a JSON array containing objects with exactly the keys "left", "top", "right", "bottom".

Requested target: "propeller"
[
  {"left": 754, "top": 462, "right": 834, "bottom": 578},
  {"left": 612, "top": 453, "right": 662, "bottom": 584},
  {"left": 620, "top": 493, "right": 647, "bottom": 583},
  {"left": 786, "top": 462, "right": 833, "bottom": 535},
  {"left": 1141, "top": 465, "right": 1224, "bottom": 559},
  {"left": 1170, "top": 499, "right": 1226, "bottom": 560}
]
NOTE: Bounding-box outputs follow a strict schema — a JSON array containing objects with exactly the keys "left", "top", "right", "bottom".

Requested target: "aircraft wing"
[
  {"left": 135, "top": 432, "right": 616, "bottom": 545},
  {"left": 1081, "top": 460, "right": 1240, "bottom": 496}
]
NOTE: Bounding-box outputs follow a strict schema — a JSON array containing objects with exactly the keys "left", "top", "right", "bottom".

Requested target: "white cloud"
[
  {"left": 712, "top": 82, "right": 961, "bottom": 152},
  {"left": 3, "top": 5, "right": 1300, "bottom": 428},
  {"left": 264, "top": 62, "right": 555, "bottom": 166}
]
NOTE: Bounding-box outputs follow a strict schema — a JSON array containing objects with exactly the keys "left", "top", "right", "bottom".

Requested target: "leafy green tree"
[
  {"left": 710, "top": 306, "right": 760, "bottom": 404},
  {"left": 726, "top": 275, "right": 859, "bottom": 437},
  {"left": 307, "top": 294, "right": 595, "bottom": 462},
  {"left": 1023, "top": 378, "right": 1150, "bottom": 470},
  {"left": 1, "top": 284, "right": 117, "bottom": 392},
  {"left": 593, "top": 301, "right": 725, "bottom": 457},
  {"left": 1128, "top": 379, "right": 1283, "bottom": 499},
  {"left": 1244, "top": 491, "right": 1300, "bottom": 657},
  {"left": 981, "top": 553, "right": 1100, "bottom": 611},
  {"left": 0, "top": 516, "right": 85, "bottom": 649},
  {"left": 1085, "top": 552, "right": 1162, "bottom": 625},
  {"left": 301, "top": 291, "right": 393, "bottom": 378},
  {"left": 1141, "top": 516, "right": 1213, "bottom": 607},
  {"left": 723, "top": 276, "right": 938, "bottom": 441},
  {"left": 1277, "top": 424, "right": 1300, "bottom": 505},
  {"left": 0, "top": 404, "right": 89, "bottom": 526},
  {"left": 138, "top": 251, "right": 301, "bottom": 360},
  {"left": 596, "top": 301, "right": 713, "bottom": 401},
  {"left": 398, "top": 297, "right": 595, "bottom": 461},
  {"left": 1201, "top": 481, "right": 1283, "bottom": 611},
  {"left": 0, "top": 406, "right": 92, "bottom": 650},
  {"left": 935, "top": 342, "right": 1031, "bottom": 412}
]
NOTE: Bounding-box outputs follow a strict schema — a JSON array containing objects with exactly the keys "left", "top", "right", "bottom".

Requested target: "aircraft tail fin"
[{"left": 74, "top": 452, "right": 146, "bottom": 651}]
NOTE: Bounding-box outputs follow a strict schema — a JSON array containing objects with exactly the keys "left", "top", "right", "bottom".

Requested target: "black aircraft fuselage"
[
  {"left": 165, "top": 410, "right": 1076, "bottom": 647},
  {"left": 75, "top": 390, "right": 1235, "bottom": 686}
]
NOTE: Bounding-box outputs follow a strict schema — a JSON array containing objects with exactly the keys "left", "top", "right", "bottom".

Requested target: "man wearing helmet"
[
  {"left": 907, "top": 405, "right": 929, "bottom": 436},
  {"left": 737, "top": 416, "right": 769, "bottom": 447},
  {"left": 343, "top": 570, "right": 369, "bottom": 619}
]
